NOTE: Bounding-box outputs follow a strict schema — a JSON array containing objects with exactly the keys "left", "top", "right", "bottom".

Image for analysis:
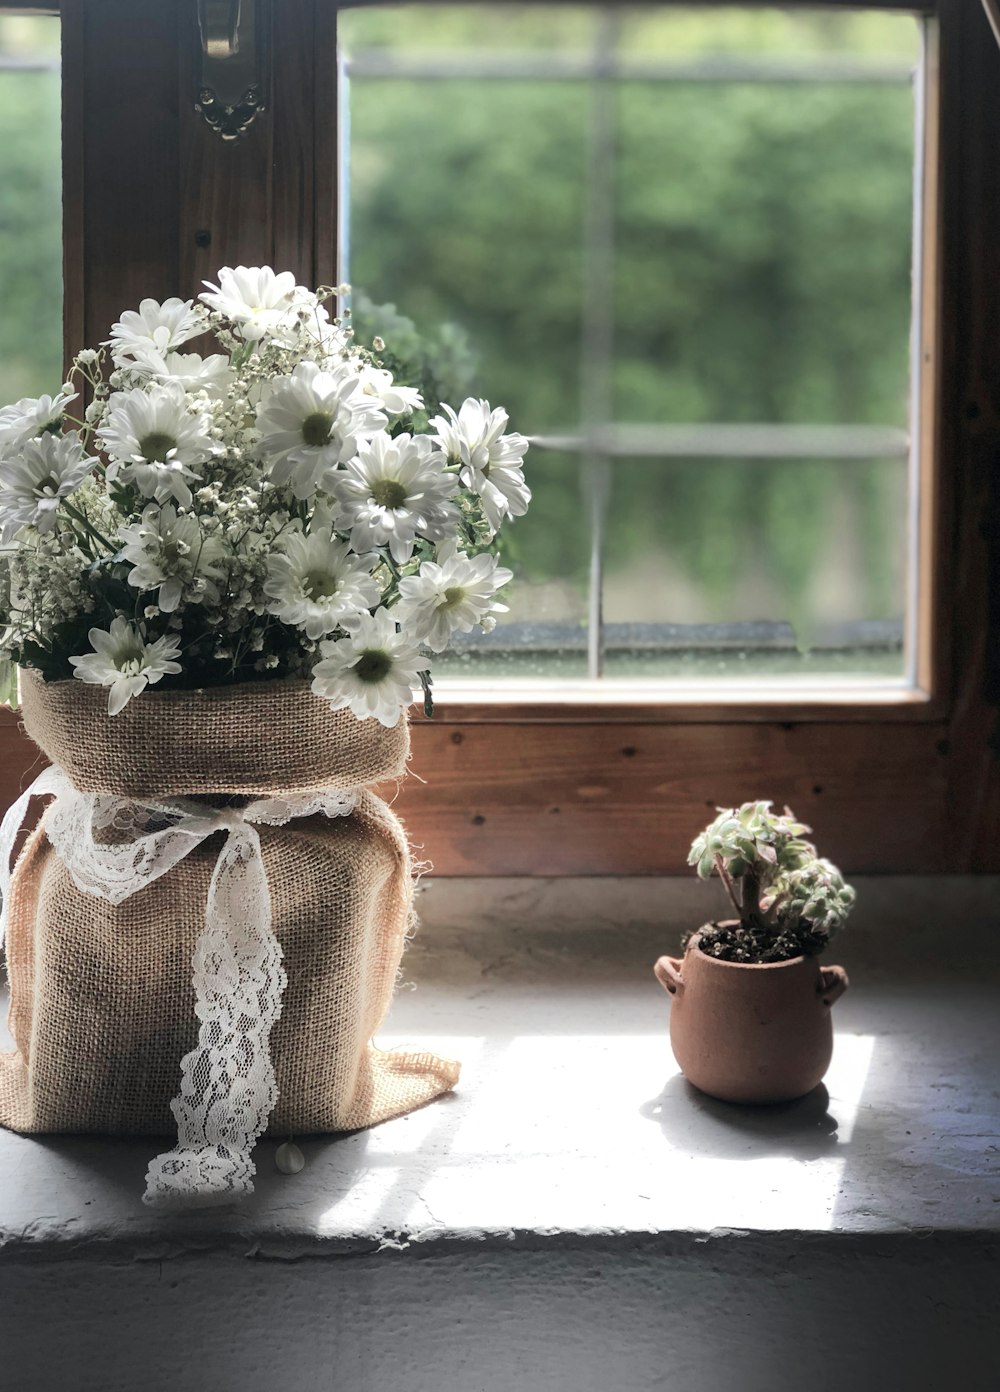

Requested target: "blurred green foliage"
[
  {"left": 0, "top": 18, "right": 62, "bottom": 403},
  {"left": 342, "top": 5, "right": 920, "bottom": 644},
  {"left": 351, "top": 291, "right": 479, "bottom": 431}
]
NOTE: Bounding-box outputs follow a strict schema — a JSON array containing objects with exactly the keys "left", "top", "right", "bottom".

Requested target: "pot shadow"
[{"left": 640, "top": 1073, "right": 841, "bottom": 1160}]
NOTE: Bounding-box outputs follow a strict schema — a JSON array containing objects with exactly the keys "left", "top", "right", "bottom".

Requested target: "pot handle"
[
  {"left": 818, "top": 964, "right": 849, "bottom": 1007},
  {"left": 654, "top": 955, "right": 684, "bottom": 996}
]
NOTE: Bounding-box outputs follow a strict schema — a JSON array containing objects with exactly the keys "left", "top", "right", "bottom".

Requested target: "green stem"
[
  {"left": 760, "top": 888, "right": 786, "bottom": 929},
  {"left": 0, "top": 658, "right": 19, "bottom": 710},
  {"left": 230, "top": 342, "right": 253, "bottom": 372},
  {"left": 61, "top": 499, "right": 116, "bottom": 553},
  {"left": 713, "top": 852, "right": 743, "bottom": 921},
  {"left": 380, "top": 548, "right": 404, "bottom": 583},
  {"left": 418, "top": 668, "right": 434, "bottom": 719},
  {"left": 741, "top": 868, "right": 769, "bottom": 933}
]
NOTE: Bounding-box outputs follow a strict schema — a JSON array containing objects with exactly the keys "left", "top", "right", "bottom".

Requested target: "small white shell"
[{"left": 275, "top": 1141, "right": 305, "bottom": 1175}]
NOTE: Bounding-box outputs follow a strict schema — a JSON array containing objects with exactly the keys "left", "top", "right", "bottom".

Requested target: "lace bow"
[{"left": 0, "top": 764, "right": 359, "bottom": 1206}]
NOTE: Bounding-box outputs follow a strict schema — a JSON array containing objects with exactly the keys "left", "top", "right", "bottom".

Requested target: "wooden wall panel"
[
  {"left": 0, "top": 712, "right": 951, "bottom": 874},
  {"left": 934, "top": 0, "right": 1000, "bottom": 869},
  {"left": 177, "top": 12, "right": 275, "bottom": 299},
  {"left": 396, "top": 720, "right": 951, "bottom": 875},
  {"left": 63, "top": 0, "right": 183, "bottom": 344},
  {"left": 63, "top": 0, "right": 331, "bottom": 338}
]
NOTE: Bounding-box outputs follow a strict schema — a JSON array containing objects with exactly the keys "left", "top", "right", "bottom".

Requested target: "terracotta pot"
[{"left": 654, "top": 938, "right": 849, "bottom": 1104}]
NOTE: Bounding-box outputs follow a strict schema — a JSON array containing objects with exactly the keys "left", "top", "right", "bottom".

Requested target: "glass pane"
[
  {"left": 433, "top": 451, "right": 590, "bottom": 679},
  {"left": 344, "top": 73, "right": 587, "bottom": 432},
  {"left": 603, "top": 456, "right": 906, "bottom": 679},
  {"left": 0, "top": 17, "right": 62, "bottom": 402},
  {"left": 339, "top": 4, "right": 920, "bottom": 689},
  {"left": 615, "top": 76, "right": 915, "bottom": 429}
]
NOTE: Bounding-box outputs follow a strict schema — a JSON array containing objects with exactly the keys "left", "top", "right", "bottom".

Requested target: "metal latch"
[{"left": 196, "top": 0, "right": 267, "bottom": 142}]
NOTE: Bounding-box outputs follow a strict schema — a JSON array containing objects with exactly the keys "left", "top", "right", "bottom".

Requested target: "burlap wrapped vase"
[{"left": 0, "top": 671, "right": 458, "bottom": 1201}]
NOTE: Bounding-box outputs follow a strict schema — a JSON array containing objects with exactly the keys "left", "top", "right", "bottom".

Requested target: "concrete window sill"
[{"left": 1, "top": 877, "right": 998, "bottom": 1391}]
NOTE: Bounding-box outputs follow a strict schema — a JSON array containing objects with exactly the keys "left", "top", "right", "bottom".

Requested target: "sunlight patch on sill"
[{"left": 316, "top": 1032, "right": 876, "bottom": 1239}]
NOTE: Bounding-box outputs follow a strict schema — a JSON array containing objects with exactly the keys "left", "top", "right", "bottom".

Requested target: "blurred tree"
[
  {"left": 343, "top": 5, "right": 918, "bottom": 640},
  {"left": 0, "top": 19, "right": 62, "bottom": 402}
]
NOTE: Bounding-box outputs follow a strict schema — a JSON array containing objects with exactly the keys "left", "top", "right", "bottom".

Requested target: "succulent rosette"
[
  {"left": 0, "top": 266, "right": 530, "bottom": 723},
  {"left": 686, "top": 800, "right": 856, "bottom": 962}
]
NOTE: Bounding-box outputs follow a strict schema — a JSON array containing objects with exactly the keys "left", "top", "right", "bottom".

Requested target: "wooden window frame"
[{"left": 0, "top": 0, "right": 996, "bottom": 874}]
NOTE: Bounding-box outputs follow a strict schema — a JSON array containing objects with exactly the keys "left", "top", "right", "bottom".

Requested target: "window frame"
[
  {"left": 337, "top": 4, "right": 940, "bottom": 725},
  {"left": 0, "top": 0, "right": 995, "bottom": 875}
]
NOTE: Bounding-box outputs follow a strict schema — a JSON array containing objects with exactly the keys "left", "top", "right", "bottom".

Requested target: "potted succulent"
[{"left": 654, "top": 801, "right": 855, "bottom": 1104}]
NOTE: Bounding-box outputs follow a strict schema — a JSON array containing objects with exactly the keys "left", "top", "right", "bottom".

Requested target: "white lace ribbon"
[{"left": 0, "top": 764, "right": 358, "bottom": 1206}]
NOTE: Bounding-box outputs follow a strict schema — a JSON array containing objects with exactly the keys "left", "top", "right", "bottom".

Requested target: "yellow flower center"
[
  {"left": 301, "top": 411, "right": 334, "bottom": 448},
  {"left": 438, "top": 586, "right": 466, "bottom": 612},
  {"left": 303, "top": 569, "right": 339, "bottom": 601},
  {"left": 115, "top": 647, "right": 145, "bottom": 676},
  {"left": 139, "top": 431, "right": 176, "bottom": 463},
  {"left": 353, "top": 649, "right": 393, "bottom": 683},
  {"left": 371, "top": 478, "right": 408, "bottom": 510}
]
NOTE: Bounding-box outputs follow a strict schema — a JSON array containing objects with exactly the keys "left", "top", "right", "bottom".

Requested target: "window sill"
[
  {"left": 423, "top": 677, "right": 938, "bottom": 724},
  {"left": 1, "top": 878, "right": 998, "bottom": 1388},
  {"left": 1, "top": 876, "right": 996, "bottom": 1252}
]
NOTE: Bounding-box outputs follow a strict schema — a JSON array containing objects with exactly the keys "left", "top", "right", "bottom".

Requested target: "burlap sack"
[{"left": 0, "top": 672, "right": 458, "bottom": 1138}]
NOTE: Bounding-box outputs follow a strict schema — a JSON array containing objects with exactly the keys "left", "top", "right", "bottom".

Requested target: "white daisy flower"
[
  {"left": 199, "top": 265, "right": 314, "bottom": 343},
  {"left": 0, "top": 433, "right": 98, "bottom": 543},
  {"left": 395, "top": 542, "right": 512, "bottom": 652},
  {"left": 431, "top": 397, "right": 530, "bottom": 534},
  {"left": 69, "top": 616, "right": 182, "bottom": 715},
  {"left": 106, "top": 298, "right": 204, "bottom": 364},
  {"left": 263, "top": 531, "right": 380, "bottom": 639},
  {"left": 311, "top": 607, "right": 427, "bottom": 728},
  {"left": 333, "top": 432, "right": 457, "bottom": 565},
  {"left": 255, "top": 360, "right": 386, "bottom": 499},
  {"left": 119, "top": 503, "right": 228, "bottom": 612},
  {"left": 124, "top": 347, "right": 235, "bottom": 397},
  {"left": 357, "top": 365, "right": 424, "bottom": 418},
  {"left": 0, "top": 390, "right": 77, "bottom": 453},
  {"left": 99, "top": 382, "right": 214, "bottom": 508}
]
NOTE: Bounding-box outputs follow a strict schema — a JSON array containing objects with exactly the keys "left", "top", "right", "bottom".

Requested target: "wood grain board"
[{"left": 0, "top": 711, "right": 954, "bottom": 873}]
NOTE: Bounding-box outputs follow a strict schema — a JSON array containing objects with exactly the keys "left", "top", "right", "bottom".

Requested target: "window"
[
  {"left": 1, "top": 0, "right": 996, "bottom": 877},
  {"left": 339, "top": 6, "right": 923, "bottom": 700}
]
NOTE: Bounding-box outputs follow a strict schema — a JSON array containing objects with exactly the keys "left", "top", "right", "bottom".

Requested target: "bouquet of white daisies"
[{"left": 0, "top": 267, "right": 529, "bottom": 726}]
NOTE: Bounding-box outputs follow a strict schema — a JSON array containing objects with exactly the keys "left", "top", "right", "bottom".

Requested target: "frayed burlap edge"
[{"left": 19, "top": 669, "right": 410, "bottom": 797}]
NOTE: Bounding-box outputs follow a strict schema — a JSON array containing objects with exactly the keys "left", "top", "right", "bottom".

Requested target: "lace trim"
[{"left": 0, "top": 765, "right": 358, "bottom": 1206}]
